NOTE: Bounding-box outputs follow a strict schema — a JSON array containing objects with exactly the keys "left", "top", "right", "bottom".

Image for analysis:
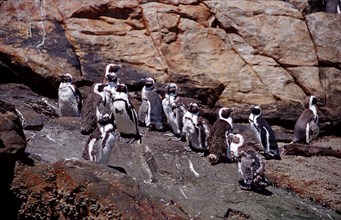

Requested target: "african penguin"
[
  {"left": 58, "top": 73, "right": 82, "bottom": 117},
  {"left": 237, "top": 148, "right": 268, "bottom": 190},
  {"left": 80, "top": 83, "right": 108, "bottom": 135},
  {"left": 162, "top": 83, "right": 185, "bottom": 137},
  {"left": 226, "top": 133, "right": 267, "bottom": 189},
  {"left": 82, "top": 105, "right": 119, "bottom": 164},
  {"left": 292, "top": 96, "right": 319, "bottom": 144},
  {"left": 182, "top": 103, "right": 210, "bottom": 152},
  {"left": 138, "top": 77, "right": 164, "bottom": 131},
  {"left": 249, "top": 106, "right": 281, "bottom": 160},
  {"left": 103, "top": 64, "right": 121, "bottom": 113},
  {"left": 207, "top": 107, "right": 234, "bottom": 165},
  {"left": 112, "top": 84, "right": 142, "bottom": 144}
]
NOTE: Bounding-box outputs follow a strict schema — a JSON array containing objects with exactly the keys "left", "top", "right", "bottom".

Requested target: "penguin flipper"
[{"left": 260, "top": 127, "right": 269, "bottom": 155}]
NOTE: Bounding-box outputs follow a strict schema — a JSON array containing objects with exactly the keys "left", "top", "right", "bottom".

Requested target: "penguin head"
[
  {"left": 105, "top": 64, "right": 121, "bottom": 82},
  {"left": 106, "top": 72, "right": 118, "bottom": 83},
  {"left": 116, "top": 84, "right": 128, "bottom": 93},
  {"left": 250, "top": 106, "right": 262, "bottom": 116},
  {"left": 188, "top": 103, "right": 199, "bottom": 114},
  {"left": 144, "top": 77, "right": 155, "bottom": 88},
  {"left": 96, "top": 104, "right": 111, "bottom": 125},
  {"left": 97, "top": 113, "right": 111, "bottom": 125},
  {"left": 219, "top": 107, "right": 234, "bottom": 120},
  {"left": 93, "top": 83, "right": 106, "bottom": 93},
  {"left": 165, "top": 83, "right": 178, "bottom": 94},
  {"left": 141, "top": 77, "right": 155, "bottom": 90},
  {"left": 306, "top": 96, "right": 318, "bottom": 108},
  {"left": 61, "top": 73, "right": 72, "bottom": 83}
]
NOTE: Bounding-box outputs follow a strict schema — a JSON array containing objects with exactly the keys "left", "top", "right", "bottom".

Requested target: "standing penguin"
[
  {"left": 103, "top": 64, "right": 121, "bottom": 112},
  {"left": 225, "top": 133, "right": 268, "bottom": 190},
  {"left": 162, "top": 83, "right": 185, "bottom": 137},
  {"left": 112, "top": 84, "right": 142, "bottom": 144},
  {"left": 292, "top": 96, "right": 319, "bottom": 144},
  {"left": 238, "top": 148, "right": 268, "bottom": 190},
  {"left": 58, "top": 73, "right": 82, "bottom": 117},
  {"left": 138, "top": 78, "right": 164, "bottom": 130},
  {"left": 82, "top": 105, "right": 119, "bottom": 164},
  {"left": 80, "top": 83, "right": 108, "bottom": 135},
  {"left": 207, "top": 107, "right": 234, "bottom": 165},
  {"left": 182, "top": 103, "right": 210, "bottom": 152},
  {"left": 249, "top": 106, "right": 281, "bottom": 160}
]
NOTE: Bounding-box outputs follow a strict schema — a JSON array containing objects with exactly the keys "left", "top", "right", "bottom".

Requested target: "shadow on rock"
[{"left": 107, "top": 165, "right": 127, "bottom": 174}]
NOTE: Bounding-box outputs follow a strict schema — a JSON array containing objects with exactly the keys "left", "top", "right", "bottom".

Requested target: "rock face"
[
  {"left": 0, "top": 0, "right": 340, "bottom": 113},
  {"left": 0, "top": 100, "right": 27, "bottom": 219},
  {"left": 12, "top": 158, "right": 189, "bottom": 219},
  {"left": 0, "top": 100, "right": 26, "bottom": 187}
]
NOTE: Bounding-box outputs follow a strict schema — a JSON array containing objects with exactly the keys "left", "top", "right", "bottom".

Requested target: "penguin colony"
[{"left": 58, "top": 64, "right": 320, "bottom": 190}]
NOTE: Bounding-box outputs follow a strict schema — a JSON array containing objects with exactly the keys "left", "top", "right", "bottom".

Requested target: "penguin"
[
  {"left": 207, "top": 107, "right": 234, "bottom": 165},
  {"left": 226, "top": 133, "right": 245, "bottom": 162},
  {"left": 80, "top": 83, "right": 108, "bottom": 135},
  {"left": 248, "top": 106, "right": 281, "bottom": 160},
  {"left": 237, "top": 148, "right": 268, "bottom": 190},
  {"left": 103, "top": 64, "right": 121, "bottom": 115},
  {"left": 112, "top": 84, "right": 142, "bottom": 144},
  {"left": 182, "top": 103, "right": 210, "bottom": 152},
  {"left": 292, "top": 96, "right": 319, "bottom": 144},
  {"left": 58, "top": 73, "right": 82, "bottom": 117},
  {"left": 138, "top": 77, "right": 164, "bottom": 130},
  {"left": 225, "top": 133, "right": 267, "bottom": 189},
  {"left": 162, "top": 83, "right": 185, "bottom": 137},
  {"left": 82, "top": 104, "right": 119, "bottom": 164}
]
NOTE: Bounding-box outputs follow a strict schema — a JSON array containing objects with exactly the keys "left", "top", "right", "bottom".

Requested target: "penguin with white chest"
[
  {"left": 292, "top": 96, "right": 319, "bottom": 144},
  {"left": 225, "top": 133, "right": 268, "bottom": 190},
  {"left": 207, "top": 107, "right": 234, "bottom": 165},
  {"left": 249, "top": 106, "right": 281, "bottom": 160},
  {"left": 112, "top": 84, "right": 142, "bottom": 144},
  {"left": 82, "top": 104, "right": 119, "bottom": 164},
  {"left": 58, "top": 73, "right": 82, "bottom": 117},
  {"left": 162, "top": 83, "right": 185, "bottom": 137},
  {"left": 182, "top": 103, "right": 210, "bottom": 152},
  {"left": 138, "top": 78, "right": 164, "bottom": 131},
  {"left": 103, "top": 63, "right": 121, "bottom": 113}
]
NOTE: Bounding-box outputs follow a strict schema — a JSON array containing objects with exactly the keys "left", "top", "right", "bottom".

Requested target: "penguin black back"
[{"left": 207, "top": 107, "right": 234, "bottom": 164}]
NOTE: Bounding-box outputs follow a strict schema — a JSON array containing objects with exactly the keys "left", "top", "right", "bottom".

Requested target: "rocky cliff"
[
  {"left": 1, "top": 0, "right": 341, "bottom": 219},
  {"left": 1, "top": 0, "right": 340, "bottom": 113}
]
